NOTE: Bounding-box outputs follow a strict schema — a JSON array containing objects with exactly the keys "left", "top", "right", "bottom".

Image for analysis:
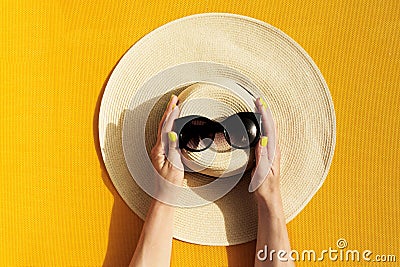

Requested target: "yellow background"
[{"left": 1, "top": 0, "right": 399, "bottom": 266}]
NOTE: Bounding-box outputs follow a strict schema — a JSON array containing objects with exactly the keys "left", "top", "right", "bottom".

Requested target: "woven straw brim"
[{"left": 98, "top": 13, "right": 336, "bottom": 245}]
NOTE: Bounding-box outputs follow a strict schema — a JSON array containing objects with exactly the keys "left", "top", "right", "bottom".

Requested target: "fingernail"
[
  {"left": 171, "top": 104, "right": 176, "bottom": 110},
  {"left": 260, "top": 97, "right": 268, "bottom": 110},
  {"left": 168, "top": 94, "right": 176, "bottom": 106},
  {"left": 260, "top": 136, "right": 268, "bottom": 147},
  {"left": 168, "top": 131, "right": 177, "bottom": 142}
]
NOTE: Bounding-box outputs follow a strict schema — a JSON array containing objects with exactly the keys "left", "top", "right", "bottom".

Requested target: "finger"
[
  {"left": 255, "top": 136, "right": 268, "bottom": 165},
  {"left": 271, "top": 143, "right": 281, "bottom": 170},
  {"left": 160, "top": 106, "right": 180, "bottom": 154},
  {"left": 155, "top": 95, "right": 179, "bottom": 154},
  {"left": 255, "top": 97, "right": 276, "bottom": 161},
  {"left": 166, "top": 131, "right": 184, "bottom": 171},
  {"left": 255, "top": 98, "right": 274, "bottom": 136},
  {"left": 275, "top": 123, "right": 280, "bottom": 144},
  {"left": 271, "top": 126, "right": 280, "bottom": 170},
  {"left": 162, "top": 104, "right": 180, "bottom": 134},
  {"left": 151, "top": 148, "right": 166, "bottom": 168},
  {"left": 249, "top": 136, "right": 271, "bottom": 192},
  {"left": 157, "top": 95, "right": 178, "bottom": 142}
]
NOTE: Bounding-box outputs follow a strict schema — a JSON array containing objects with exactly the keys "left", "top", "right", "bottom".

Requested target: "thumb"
[
  {"left": 167, "top": 131, "right": 183, "bottom": 170},
  {"left": 249, "top": 136, "right": 270, "bottom": 192},
  {"left": 255, "top": 136, "right": 268, "bottom": 164},
  {"left": 160, "top": 106, "right": 180, "bottom": 154}
]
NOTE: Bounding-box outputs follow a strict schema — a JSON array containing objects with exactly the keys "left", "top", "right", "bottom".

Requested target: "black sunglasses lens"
[
  {"left": 224, "top": 115, "right": 259, "bottom": 149},
  {"left": 180, "top": 119, "right": 214, "bottom": 151}
]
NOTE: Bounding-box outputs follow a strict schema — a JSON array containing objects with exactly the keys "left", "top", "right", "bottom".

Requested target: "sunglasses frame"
[{"left": 173, "top": 112, "right": 262, "bottom": 152}]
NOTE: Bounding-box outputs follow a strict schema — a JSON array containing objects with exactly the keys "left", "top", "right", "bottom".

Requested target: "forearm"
[
  {"left": 130, "top": 199, "right": 175, "bottom": 267},
  {"left": 255, "top": 192, "right": 294, "bottom": 267}
]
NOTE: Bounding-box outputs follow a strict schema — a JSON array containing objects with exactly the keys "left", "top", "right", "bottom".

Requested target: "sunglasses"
[{"left": 172, "top": 112, "right": 262, "bottom": 152}]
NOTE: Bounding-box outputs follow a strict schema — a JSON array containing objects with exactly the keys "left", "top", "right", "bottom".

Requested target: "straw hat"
[{"left": 98, "top": 13, "right": 336, "bottom": 245}]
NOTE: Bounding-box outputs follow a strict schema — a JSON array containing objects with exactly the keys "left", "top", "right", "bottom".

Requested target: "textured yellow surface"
[{"left": 1, "top": 1, "right": 399, "bottom": 266}]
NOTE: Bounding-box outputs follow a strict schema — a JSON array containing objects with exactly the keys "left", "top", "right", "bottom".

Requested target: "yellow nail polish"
[
  {"left": 168, "top": 131, "right": 177, "bottom": 142},
  {"left": 168, "top": 94, "right": 175, "bottom": 106},
  {"left": 260, "top": 136, "right": 268, "bottom": 147},
  {"left": 260, "top": 97, "right": 268, "bottom": 110}
]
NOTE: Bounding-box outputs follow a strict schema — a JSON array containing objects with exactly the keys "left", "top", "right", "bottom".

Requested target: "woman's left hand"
[{"left": 150, "top": 95, "right": 184, "bottom": 186}]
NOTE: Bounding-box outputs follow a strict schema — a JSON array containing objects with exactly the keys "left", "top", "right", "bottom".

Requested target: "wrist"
[
  {"left": 256, "top": 190, "right": 284, "bottom": 213},
  {"left": 152, "top": 198, "right": 176, "bottom": 211},
  {"left": 255, "top": 184, "right": 281, "bottom": 201},
  {"left": 155, "top": 175, "right": 183, "bottom": 205},
  {"left": 164, "top": 176, "right": 184, "bottom": 186}
]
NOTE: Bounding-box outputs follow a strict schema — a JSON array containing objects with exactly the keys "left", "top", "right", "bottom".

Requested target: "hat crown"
[{"left": 177, "top": 82, "right": 256, "bottom": 177}]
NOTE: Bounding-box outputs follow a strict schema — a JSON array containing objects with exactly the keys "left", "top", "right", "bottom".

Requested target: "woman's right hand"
[
  {"left": 250, "top": 97, "right": 282, "bottom": 202},
  {"left": 253, "top": 139, "right": 281, "bottom": 201}
]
